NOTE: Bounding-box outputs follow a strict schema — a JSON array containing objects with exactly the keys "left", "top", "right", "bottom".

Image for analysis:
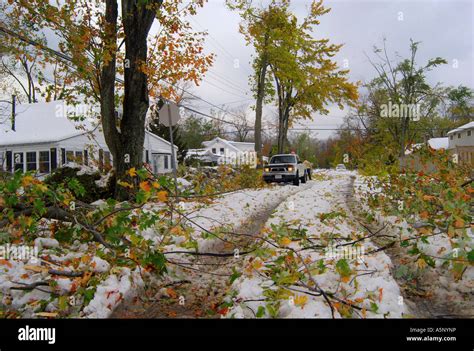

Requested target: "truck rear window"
[{"left": 270, "top": 155, "right": 296, "bottom": 164}]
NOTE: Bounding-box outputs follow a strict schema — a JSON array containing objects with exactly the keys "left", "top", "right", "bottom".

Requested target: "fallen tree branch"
[
  {"left": 10, "top": 281, "right": 50, "bottom": 290},
  {"left": 48, "top": 269, "right": 84, "bottom": 277}
]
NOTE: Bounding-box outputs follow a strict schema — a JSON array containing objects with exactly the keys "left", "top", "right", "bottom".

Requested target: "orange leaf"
[
  {"left": 419, "top": 211, "right": 429, "bottom": 219},
  {"left": 217, "top": 307, "right": 229, "bottom": 315},
  {"left": 166, "top": 288, "right": 178, "bottom": 299},
  {"left": 139, "top": 181, "right": 151, "bottom": 192},
  {"left": 454, "top": 218, "right": 465, "bottom": 228},
  {"left": 157, "top": 191, "right": 168, "bottom": 202},
  {"left": 0, "top": 259, "right": 12, "bottom": 268}
]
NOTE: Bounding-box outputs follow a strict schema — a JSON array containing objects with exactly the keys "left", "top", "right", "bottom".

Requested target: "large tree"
[
  {"left": 229, "top": 0, "right": 358, "bottom": 154},
  {"left": 227, "top": 0, "right": 289, "bottom": 165},
  {"left": 269, "top": 1, "right": 358, "bottom": 153},
  {"left": 367, "top": 39, "right": 447, "bottom": 157},
  {"left": 7, "top": 0, "right": 212, "bottom": 199}
]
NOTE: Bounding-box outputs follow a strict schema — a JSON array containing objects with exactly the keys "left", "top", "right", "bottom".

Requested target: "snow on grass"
[
  {"left": 83, "top": 267, "right": 144, "bottom": 318},
  {"left": 353, "top": 175, "right": 474, "bottom": 301},
  {"left": 224, "top": 171, "right": 407, "bottom": 318},
  {"left": 0, "top": 240, "right": 124, "bottom": 318}
]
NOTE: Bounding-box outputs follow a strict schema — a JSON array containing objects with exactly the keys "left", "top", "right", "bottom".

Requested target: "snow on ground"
[
  {"left": 224, "top": 170, "right": 408, "bottom": 318},
  {"left": 0, "top": 181, "right": 311, "bottom": 318},
  {"left": 142, "top": 183, "right": 311, "bottom": 254},
  {"left": 0, "top": 236, "right": 149, "bottom": 318},
  {"left": 353, "top": 175, "right": 474, "bottom": 304}
]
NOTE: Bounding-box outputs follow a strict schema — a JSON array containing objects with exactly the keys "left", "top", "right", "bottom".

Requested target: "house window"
[
  {"left": 39, "top": 151, "right": 50, "bottom": 173},
  {"left": 212, "top": 148, "right": 216, "bottom": 154},
  {"left": 75, "top": 151, "right": 83, "bottom": 164},
  {"left": 450, "top": 135, "right": 453, "bottom": 140},
  {"left": 458, "top": 133, "right": 461, "bottom": 139},
  {"left": 468, "top": 130, "right": 472, "bottom": 136},
  {"left": 14, "top": 153, "right": 23, "bottom": 172},
  {"left": 220, "top": 148, "right": 225, "bottom": 155},
  {"left": 164, "top": 155, "right": 169, "bottom": 169},
  {"left": 0, "top": 152, "right": 4, "bottom": 170},
  {"left": 83, "top": 150, "right": 89, "bottom": 165},
  {"left": 26, "top": 152, "right": 37, "bottom": 171},
  {"left": 66, "top": 151, "right": 74, "bottom": 162}
]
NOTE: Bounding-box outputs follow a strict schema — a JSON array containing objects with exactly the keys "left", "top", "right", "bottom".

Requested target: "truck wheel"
[
  {"left": 301, "top": 172, "right": 307, "bottom": 183},
  {"left": 293, "top": 172, "right": 300, "bottom": 186}
]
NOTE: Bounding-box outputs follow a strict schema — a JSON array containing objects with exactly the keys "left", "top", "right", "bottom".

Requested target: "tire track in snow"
[{"left": 110, "top": 182, "right": 314, "bottom": 318}]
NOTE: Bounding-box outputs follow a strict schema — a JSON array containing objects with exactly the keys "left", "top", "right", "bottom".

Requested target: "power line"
[
  {"left": 188, "top": 16, "right": 254, "bottom": 77},
  {"left": 207, "top": 69, "right": 250, "bottom": 92},
  {"left": 7, "top": 23, "right": 451, "bottom": 135},
  {"left": 207, "top": 70, "right": 249, "bottom": 94},
  {"left": 0, "top": 24, "right": 245, "bottom": 122},
  {"left": 201, "top": 77, "right": 250, "bottom": 99}
]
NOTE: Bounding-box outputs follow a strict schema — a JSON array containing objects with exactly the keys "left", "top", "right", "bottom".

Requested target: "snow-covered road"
[
  {"left": 224, "top": 170, "right": 408, "bottom": 318},
  {"left": 114, "top": 170, "right": 409, "bottom": 319}
]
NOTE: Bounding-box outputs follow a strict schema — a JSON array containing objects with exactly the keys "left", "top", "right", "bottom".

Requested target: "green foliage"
[
  {"left": 0, "top": 167, "right": 181, "bottom": 316},
  {"left": 364, "top": 146, "right": 473, "bottom": 280},
  {"left": 45, "top": 166, "right": 114, "bottom": 203}
]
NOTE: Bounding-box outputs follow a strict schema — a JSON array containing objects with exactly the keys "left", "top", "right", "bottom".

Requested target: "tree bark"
[
  {"left": 100, "top": 0, "right": 162, "bottom": 200},
  {"left": 254, "top": 62, "right": 267, "bottom": 166},
  {"left": 254, "top": 33, "right": 269, "bottom": 168}
]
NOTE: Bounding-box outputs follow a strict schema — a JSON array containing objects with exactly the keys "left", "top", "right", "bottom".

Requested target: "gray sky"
[{"left": 188, "top": 0, "right": 474, "bottom": 139}]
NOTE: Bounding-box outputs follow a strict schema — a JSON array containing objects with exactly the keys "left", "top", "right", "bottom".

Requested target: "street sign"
[
  {"left": 158, "top": 101, "right": 180, "bottom": 198},
  {"left": 158, "top": 101, "right": 180, "bottom": 127}
]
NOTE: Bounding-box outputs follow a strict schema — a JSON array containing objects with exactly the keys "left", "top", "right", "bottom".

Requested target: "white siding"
[
  {"left": 1, "top": 129, "right": 178, "bottom": 175},
  {"left": 448, "top": 128, "right": 474, "bottom": 148}
]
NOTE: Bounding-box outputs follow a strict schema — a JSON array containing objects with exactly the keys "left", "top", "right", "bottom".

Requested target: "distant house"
[
  {"left": 404, "top": 137, "right": 449, "bottom": 156},
  {"left": 447, "top": 121, "right": 474, "bottom": 165},
  {"left": 186, "top": 137, "right": 257, "bottom": 166},
  {"left": 0, "top": 100, "right": 178, "bottom": 175}
]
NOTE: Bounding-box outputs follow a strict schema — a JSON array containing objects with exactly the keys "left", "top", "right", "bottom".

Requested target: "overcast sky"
[{"left": 186, "top": 0, "right": 474, "bottom": 139}]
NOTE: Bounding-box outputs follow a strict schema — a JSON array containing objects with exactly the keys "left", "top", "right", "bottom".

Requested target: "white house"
[
  {"left": 186, "top": 137, "right": 257, "bottom": 166},
  {"left": 0, "top": 100, "right": 178, "bottom": 175},
  {"left": 447, "top": 121, "right": 474, "bottom": 165}
]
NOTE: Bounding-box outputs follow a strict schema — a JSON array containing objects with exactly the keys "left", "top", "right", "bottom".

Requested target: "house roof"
[
  {"left": 0, "top": 100, "right": 98, "bottom": 146},
  {"left": 0, "top": 100, "right": 177, "bottom": 149},
  {"left": 185, "top": 148, "right": 221, "bottom": 162},
  {"left": 202, "top": 137, "right": 241, "bottom": 153},
  {"left": 202, "top": 137, "right": 254, "bottom": 153},
  {"left": 447, "top": 121, "right": 474, "bottom": 135},
  {"left": 428, "top": 137, "right": 449, "bottom": 150}
]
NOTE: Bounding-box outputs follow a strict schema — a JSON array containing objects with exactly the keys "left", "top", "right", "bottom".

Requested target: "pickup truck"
[{"left": 263, "top": 154, "right": 308, "bottom": 186}]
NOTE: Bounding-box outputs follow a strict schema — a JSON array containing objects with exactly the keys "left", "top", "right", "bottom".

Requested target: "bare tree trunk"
[
  {"left": 255, "top": 63, "right": 266, "bottom": 166},
  {"left": 277, "top": 106, "right": 290, "bottom": 153},
  {"left": 254, "top": 33, "right": 270, "bottom": 168},
  {"left": 100, "top": 0, "right": 120, "bottom": 179},
  {"left": 100, "top": 0, "right": 162, "bottom": 200}
]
